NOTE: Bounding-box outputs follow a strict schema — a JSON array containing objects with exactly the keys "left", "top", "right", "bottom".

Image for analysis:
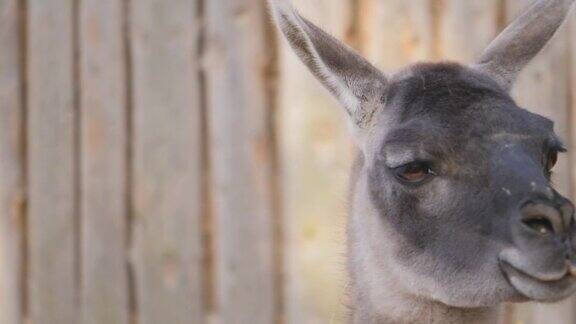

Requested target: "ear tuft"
[
  {"left": 268, "top": 0, "right": 387, "bottom": 130},
  {"left": 474, "top": 0, "right": 575, "bottom": 91}
]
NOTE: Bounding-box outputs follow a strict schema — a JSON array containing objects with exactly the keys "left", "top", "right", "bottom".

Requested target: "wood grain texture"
[
  {"left": 278, "top": 1, "right": 355, "bottom": 323},
  {"left": 129, "top": 0, "right": 203, "bottom": 323},
  {"left": 79, "top": 0, "right": 128, "bottom": 323},
  {"left": 568, "top": 6, "right": 576, "bottom": 323},
  {"left": 204, "top": 0, "right": 277, "bottom": 323},
  {"left": 438, "top": 0, "right": 500, "bottom": 62},
  {"left": 0, "top": 0, "right": 24, "bottom": 323},
  {"left": 506, "top": 1, "right": 575, "bottom": 323},
  {"left": 358, "top": 0, "right": 435, "bottom": 70},
  {"left": 26, "top": 0, "right": 77, "bottom": 323},
  {"left": 571, "top": 0, "right": 576, "bottom": 204}
]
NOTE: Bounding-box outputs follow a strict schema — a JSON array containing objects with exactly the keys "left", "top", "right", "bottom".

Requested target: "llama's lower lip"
[{"left": 500, "top": 260, "right": 576, "bottom": 302}]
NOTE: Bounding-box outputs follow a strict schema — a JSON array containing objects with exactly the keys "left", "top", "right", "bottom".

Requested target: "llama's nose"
[{"left": 520, "top": 199, "right": 573, "bottom": 237}]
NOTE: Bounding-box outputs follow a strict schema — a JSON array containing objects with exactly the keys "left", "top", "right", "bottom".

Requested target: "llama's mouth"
[{"left": 500, "top": 260, "right": 576, "bottom": 302}]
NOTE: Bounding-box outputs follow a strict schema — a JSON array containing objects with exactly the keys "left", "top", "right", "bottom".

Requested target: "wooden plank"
[
  {"left": 506, "top": 1, "right": 575, "bottom": 323},
  {"left": 571, "top": 15, "right": 576, "bottom": 324},
  {"left": 0, "top": 0, "right": 24, "bottom": 323},
  {"left": 438, "top": 0, "right": 500, "bottom": 62},
  {"left": 278, "top": 1, "right": 357, "bottom": 323},
  {"left": 572, "top": 0, "right": 576, "bottom": 210},
  {"left": 79, "top": 0, "right": 128, "bottom": 323},
  {"left": 26, "top": 0, "right": 77, "bottom": 323},
  {"left": 129, "top": 0, "right": 203, "bottom": 323},
  {"left": 569, "top": 5, "right": 576, "bottom": 323},
  {"left": 358, "top": 0, "right": 435, "bottom": 69},
  {"left": 204, "top": 0, "right": 277, "bottom": 323}
]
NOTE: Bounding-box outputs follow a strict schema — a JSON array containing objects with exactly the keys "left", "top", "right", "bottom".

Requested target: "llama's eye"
[
  {"left": 393, "top": 161, "right": 435, "bottom": 183},
  {"left": 546, "top": 150, "right": 558, "bottom": 172}
]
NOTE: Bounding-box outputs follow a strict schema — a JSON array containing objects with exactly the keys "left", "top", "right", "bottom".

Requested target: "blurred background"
[{"left": 0, "top": 0, "right": 575, "bottom": 323}]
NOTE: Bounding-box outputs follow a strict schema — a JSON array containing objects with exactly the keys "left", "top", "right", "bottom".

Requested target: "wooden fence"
[{"left": 0, "top": 0, "right": 575, "bottom": 323}]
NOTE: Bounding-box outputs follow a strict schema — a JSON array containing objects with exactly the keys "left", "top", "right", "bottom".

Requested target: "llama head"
[{"left": 271, "top": 0, "right": 576, "bottom": 307}]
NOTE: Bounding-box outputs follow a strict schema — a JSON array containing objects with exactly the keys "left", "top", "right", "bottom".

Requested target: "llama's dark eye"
[
  {"left": 393, "top": 161, "right": 435, "bottom": 183},
  {"left": 546, "top": 150, "right": 558, "bottom": 172}
]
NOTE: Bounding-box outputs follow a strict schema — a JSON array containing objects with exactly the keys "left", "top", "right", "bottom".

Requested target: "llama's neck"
[
  {"left": 347, "top": 211, "right": 501, "bottom": 324},
  {"left": 347, "top": 269, "right": 499, "bottom": 323},
  {"left": 346, "top": 157, "right": 500, "bottom": 323},
  {"left": 349, "top": 298, "right": 499, "bottom": 324}
]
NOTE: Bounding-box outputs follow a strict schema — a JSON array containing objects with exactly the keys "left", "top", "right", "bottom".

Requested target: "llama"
[{"left": 270, "top": 0, "right": 576, "bottom": 323}]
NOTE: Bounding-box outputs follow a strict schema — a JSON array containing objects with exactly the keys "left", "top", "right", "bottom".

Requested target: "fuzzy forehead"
[
  {"left": 379, "top": 62, "right": 555, "bottom": 139},
  {"left": 385, "top": 62, "right": 512, "bottom": 119},
  {"left": 369, "top": 62, "right": 561, "bottom": 162}
]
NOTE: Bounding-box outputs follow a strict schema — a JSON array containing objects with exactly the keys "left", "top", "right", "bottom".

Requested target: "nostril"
[
  {"left": 521, "top": 201, "right": 564, "bottom": 235},
  {"left": 522, "top": 216, "right": 555, "bottom": 235}
]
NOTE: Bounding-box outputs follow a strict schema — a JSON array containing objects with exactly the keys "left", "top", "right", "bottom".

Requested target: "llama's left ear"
[
  {"left": 269, "top": 0, "right": 387, "bottom": 129},
  {"left": 474, "top": 0, "right": 575, "bottom": 92}
]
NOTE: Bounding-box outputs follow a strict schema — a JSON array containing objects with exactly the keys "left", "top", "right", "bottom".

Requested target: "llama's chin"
[{"left": 500, "top": 261, "right": 576, "bottom": 302}]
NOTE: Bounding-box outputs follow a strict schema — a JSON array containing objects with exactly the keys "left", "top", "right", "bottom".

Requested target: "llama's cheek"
[{"left": 418, "top": 178, "right": 458, "bottom": 215}]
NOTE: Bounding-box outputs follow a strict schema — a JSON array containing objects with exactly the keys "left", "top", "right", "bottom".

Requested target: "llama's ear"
[
  {"left": 269, "top": 0, "right": 387, "bottom": 129},
  {"left": 474, "top": 0, "right": 575, "bottom": 92}
]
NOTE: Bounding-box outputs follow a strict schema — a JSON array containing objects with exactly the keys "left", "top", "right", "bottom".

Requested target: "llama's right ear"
[
  {"left": 269, "top": 0, "right": 387, "bottom": 129},
  {"left": 474, "top": 0, "right": 575, "bottom": 92}
]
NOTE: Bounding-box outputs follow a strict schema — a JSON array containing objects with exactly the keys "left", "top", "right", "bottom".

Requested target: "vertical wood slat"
[
  {"left": 570, "top": 5, "right": 576, "bottom": 324},
  {"left": 438, "top": 0, "right": 500, "bottom": 62},
  {"left": 26, "top": 0, "right": 77, "bottom": 323},
  {"left": 572, "top": 0, "right": 576, "bottom": 217},
  {"left": 278, "top": 1, "right": 355, "bottom": 323},
  {"left": 506, "top": 1, "right": 574, "bottom": 323},
  {"left": 129, "top": 0, "right": 203, "bottom": 323},
  {"left": 570, "top": 6, "right": 576, "bottom": 324},
  {"left": 0, "top": 0, "right": 24, "bottom": 323},
  {"left": 79, "top": 0, "right": 128, "bottom": 323},
  {"left": 358, "top": 0, "right": 435, "bottom": 70},
  {"left": 204, "top": 0, "right": 277, "bottom": 323}
]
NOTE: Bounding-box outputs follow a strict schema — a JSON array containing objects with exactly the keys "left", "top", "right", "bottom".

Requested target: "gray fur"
[
  {"left": 475, "top": 0, "right": 575, "bottom": 91},
  {"left": 269, "top": 0, "right": 387, "bottom": 129},
  {"left": 270, "top": 0, "right": 576, "bottom": 323}
]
